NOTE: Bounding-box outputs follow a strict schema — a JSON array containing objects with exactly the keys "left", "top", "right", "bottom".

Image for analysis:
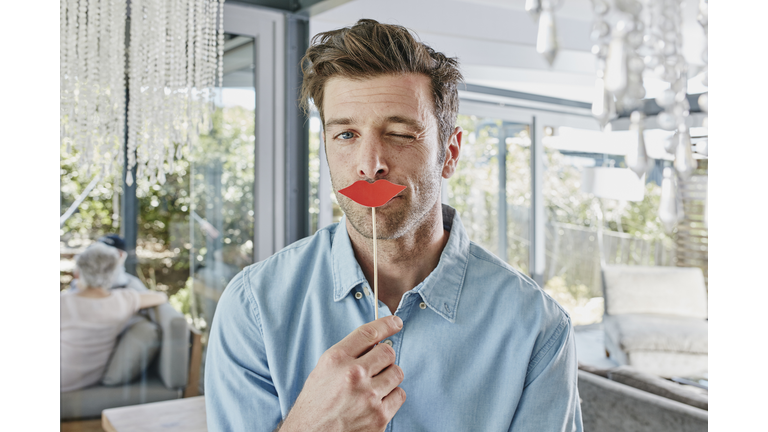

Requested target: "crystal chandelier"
[
  {"left": 587, "top": 0, "right": 708, "bottom": 233},
  {"left": 526, "top": 0, "right": 562, "bottom": 66},
  {"left": 60, "top": 0, "right": 224, "bottom": 186}
]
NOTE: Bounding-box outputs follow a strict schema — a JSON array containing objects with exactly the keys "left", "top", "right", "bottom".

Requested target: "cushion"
[
  {"left": 604, "top": 314, "right": 708, "bottom": 354},
  {"left": 626, "top": 351, "right": 708, "bottom": 379},
  {"left": 101, "top": 317, "right": 161, "bottom": 386},
  {"left": 608, "top": 366, "right": 708, "bottom": 411},
  {"left": 61, "top": 376, "right": 180, "bottom": 420},
  {"left": 602, "top": 265, "right": 708, "bottom": 318}
]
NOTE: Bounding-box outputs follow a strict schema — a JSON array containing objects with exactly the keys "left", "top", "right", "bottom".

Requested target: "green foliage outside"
[
  {"left": 544, "top": 146, "right": 670, "bottom": 244},
  {"left": 169, "top": 277, "right": 193, "bottom": 320},
  {"left": 447, "top": 115, "right": 674, "bottom": 324},
  {"left": 60, "top": 105, "right": 256, "bottom": 302},
  {"left": 63, "top": 109, "right": 672, "bottom": 325},
  {"left": 448, "top": 115, "right": 532, "bottom": 272}
]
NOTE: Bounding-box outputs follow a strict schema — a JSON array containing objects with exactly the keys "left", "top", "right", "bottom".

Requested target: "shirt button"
[
  {"left": 382, "top": 339, "right": 393, "bottom": 347},
  {"left": 354, "top": 292, "right": 363, "bottom": 300},
  {"left": 419, "top": 302, "right": 427, "bottom": 309}
]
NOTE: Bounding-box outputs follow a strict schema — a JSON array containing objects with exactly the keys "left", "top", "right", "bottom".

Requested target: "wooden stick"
[{"left": 372, "top": 206, "right": 378, "bottom": 321}]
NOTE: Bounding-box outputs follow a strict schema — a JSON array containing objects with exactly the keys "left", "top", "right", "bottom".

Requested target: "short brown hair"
[{"left": 300, "top": 19, "right": 463, "bottom": 146}]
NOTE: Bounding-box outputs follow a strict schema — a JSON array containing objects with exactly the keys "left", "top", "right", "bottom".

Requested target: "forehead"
[{"left": 323, "top": 74, "right": 435, "bottom": 124}]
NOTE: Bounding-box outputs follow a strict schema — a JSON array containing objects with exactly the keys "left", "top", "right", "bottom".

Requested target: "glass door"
[
  {"left": 187, "top": 3, "right": 288, "bottom": 393},
  {"left": 189, "top": 33, "right": 256, "bottom": 334}
]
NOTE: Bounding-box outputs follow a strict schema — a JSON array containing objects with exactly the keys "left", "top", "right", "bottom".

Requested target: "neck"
[
  {"left": 348, "top": 202, "right": 449, "bottom": 314},
  {"left": 76, "top": 286, "right": 110, "bottom": 298}
]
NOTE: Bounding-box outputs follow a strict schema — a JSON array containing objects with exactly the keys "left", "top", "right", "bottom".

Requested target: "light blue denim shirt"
[{"left": 205, "top": 205, "right": 583, "bottom": 431}]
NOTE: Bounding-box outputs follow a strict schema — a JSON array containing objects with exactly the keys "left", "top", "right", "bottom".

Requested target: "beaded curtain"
[{"left": 60, "top": 0, "right": 224, "bottom": 186}]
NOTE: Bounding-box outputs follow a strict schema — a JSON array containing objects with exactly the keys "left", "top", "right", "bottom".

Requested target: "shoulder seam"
[
  {"left": 240, "top": 267, "right": 265, "bottom": 338},
  {"left": 469, "top": 244, "right": 572, "bottom": 319},
  {"left": 526, "top": 314, "right": 569, "bottom": 379}
]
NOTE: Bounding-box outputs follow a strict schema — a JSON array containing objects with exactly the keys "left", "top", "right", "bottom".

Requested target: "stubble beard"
[{"left": 332, "top": 162, "right": 444, "bottom": 241}]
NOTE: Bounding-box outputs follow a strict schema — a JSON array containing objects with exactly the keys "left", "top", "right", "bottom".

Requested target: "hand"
[{"left": 279, "top": 316, "right": 406, "bottom": 432}]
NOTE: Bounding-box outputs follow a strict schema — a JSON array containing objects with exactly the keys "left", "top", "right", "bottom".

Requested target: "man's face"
[{"left": 323, "top": 73, "right": 459, "bottom": 240}]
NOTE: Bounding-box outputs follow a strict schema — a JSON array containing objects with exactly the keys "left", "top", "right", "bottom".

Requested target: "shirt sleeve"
[
  {"left": 205, "top": 268, "right": 283, "bottom": 432},
  {"left": 509, "top": 314, "right": 583, "bottom": 432},
  {"left": 119, "top": 289, "right": 142, "bottom": 316}
]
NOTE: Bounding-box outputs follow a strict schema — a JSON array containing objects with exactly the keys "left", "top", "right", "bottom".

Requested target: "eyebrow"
[{"left": 325, "top": 116, "right": 426, "bottom": 130}]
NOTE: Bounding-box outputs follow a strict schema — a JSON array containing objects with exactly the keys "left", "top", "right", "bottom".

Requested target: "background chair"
[
  {"left": 61, "top": 302, "right": 201, "bottom": 420},
  {"left": 601, "top": 264, "right": 708, "bottom": 378},
  {"left": 578, "top": 367, "right": 707, "bottom": 432}
]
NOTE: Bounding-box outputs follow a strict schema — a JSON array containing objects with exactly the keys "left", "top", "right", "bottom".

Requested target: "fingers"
[
  {"left": 360, "top": 341, "right": 397, "bottom": 377},
  {"left": 380, "top": 386, "right": 407, "bottom": 419},
  {"left": 335, "top": 316, "right": 403, "bottom": 358},
  {"left": 370, "top": 363, "right": 404, "bottom": 397}
]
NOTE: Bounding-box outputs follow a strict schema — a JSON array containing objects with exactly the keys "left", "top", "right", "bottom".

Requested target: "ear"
[{"left": 441, "top": 126, "right": 462, "bottom": 179}]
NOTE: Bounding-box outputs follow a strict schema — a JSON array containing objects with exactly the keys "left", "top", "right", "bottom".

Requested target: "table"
[{"left": 102, "top": 396, "right": 207, "bottom": 432}]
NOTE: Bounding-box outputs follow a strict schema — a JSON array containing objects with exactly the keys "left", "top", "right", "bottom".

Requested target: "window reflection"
[{"left": 188, "top": 33, "right": 256, "bottom": 392}]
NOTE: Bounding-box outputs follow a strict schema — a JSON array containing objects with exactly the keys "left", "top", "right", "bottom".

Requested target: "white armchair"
[{"left": 601, "top": 265, "right": 708, "bottom": 378}]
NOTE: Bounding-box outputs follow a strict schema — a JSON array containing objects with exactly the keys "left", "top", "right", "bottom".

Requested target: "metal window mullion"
[
  {"left": 530, "top": 116, "right": 545, "bottom": 286},
  {"left": 498, "top": 128, "right": 507, "bottom": 263},
  {"left": 285, "top": 13, "right": 310, "bottom": 245}
]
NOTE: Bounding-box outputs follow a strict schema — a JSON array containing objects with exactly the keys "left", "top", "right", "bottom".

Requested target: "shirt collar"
[
  {"left": 331, "top": 216, "right": 370, "bottom": 302},
  {"left": 331, "top": 205, "right": 470, "bottom": 323}
]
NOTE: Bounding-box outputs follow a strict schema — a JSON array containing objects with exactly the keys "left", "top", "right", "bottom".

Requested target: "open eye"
[{"left": 338, "top": 131, "right": 354, "bottom": 140}]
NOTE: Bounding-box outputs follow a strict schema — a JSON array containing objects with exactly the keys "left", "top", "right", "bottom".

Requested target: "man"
[{"left": 205, "top": 19, "right": 582, "bottom": 431}]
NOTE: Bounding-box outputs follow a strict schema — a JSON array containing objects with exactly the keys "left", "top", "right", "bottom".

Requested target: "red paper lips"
[{"left": 338, "top": 180, "right": 406, "bottom": 208}]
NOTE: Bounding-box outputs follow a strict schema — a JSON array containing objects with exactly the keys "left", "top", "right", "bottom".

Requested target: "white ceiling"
[{"left": 310, "top": 0, "right": 707, "bottom": 103}]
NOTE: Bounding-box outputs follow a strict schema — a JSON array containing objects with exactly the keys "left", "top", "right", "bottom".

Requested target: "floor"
[
  {"left": 60, "top": 419, "right": 103, "bottom": 432},
  {"left": 573, "top": 322, "right": 619, "bottom": 370}
]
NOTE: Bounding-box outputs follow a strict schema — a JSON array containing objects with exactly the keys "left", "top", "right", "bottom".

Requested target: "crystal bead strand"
[
  {"left": 136, "top": 0, "right": 149, "bottom": 185},
  {"left": 67, "top": 0, "right": 79, "bottom": 145},
  {"left": 86, "top": 0, "right": 100, "bottom": 159},
  {"left": 86, "top": 0, "right": 98, "bottom": 172},
  {"left": 113, "top": 0, "right": 126, "bottom": 171},
  {"left": 150, "top": 0, "right": 162, "bottom": 185},
  {"left": 82, "top": 0, "right": 99, "bottom": 179},
  {"left": 126, "top": 0, "right": 142, "bottom": 185},
  {"left": 167, "top": 0, "right": 178, "bottom": 175},
  {"left": 204, "top": 0, "right": 214, "bottom": 125},
  {"left": 176, "top": 0, "right": 186, "bottom": 150},
  {"left": 590, "top": 0, "right": 613, "bottom": 129},
  {"left": 144, "top": 0, "right": 155, "bottom": 183},
  {"left": 76, "top": 0, "right": 90, "bottom": 162},
  {"left": 98, "top": 0, "right": 116, "bottom": 176},
  {"left": 186, "top": 0, "right": 195, "bottom": 145},
  {"left": 218, "top": 0, "right": 224, "bottom": 92},
  {"left": 61, "top": 0, "right": 69, "bottom": 142},
  {"left": 194, "top": 0, "right": 204, "bottom": 138},
  {"left": 168, "top": 0, "right": 180, "bottom": 155},
  {"left": 150, "top": 0, "right": 163, "bottom": 184},
  {"left": 207, "top": 0, "right": 217, "bottom": 128},
  {"left": 198, "top": 0, "right": 209, "bottom": 134}
]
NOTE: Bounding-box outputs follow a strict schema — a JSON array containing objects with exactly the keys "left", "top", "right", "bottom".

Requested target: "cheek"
[{"left": 325, "top": 146, "right": 351, "bottom": 171}]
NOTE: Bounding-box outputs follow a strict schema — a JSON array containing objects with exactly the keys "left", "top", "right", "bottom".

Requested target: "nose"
[{"left": 356, "top": 136, "right": 389, "bottom": 180}]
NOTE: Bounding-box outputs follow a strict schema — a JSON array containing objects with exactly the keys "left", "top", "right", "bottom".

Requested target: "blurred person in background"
[
  {"left": 60, "top": 242, "right": 167, "bottom": 392},
  {"left": 69, "top": 234, "right": 148, "bottom": 293}
]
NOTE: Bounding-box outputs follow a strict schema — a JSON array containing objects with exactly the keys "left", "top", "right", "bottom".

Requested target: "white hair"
[{"left": 75, "top": 242, "right": 120, "bottom": 289}]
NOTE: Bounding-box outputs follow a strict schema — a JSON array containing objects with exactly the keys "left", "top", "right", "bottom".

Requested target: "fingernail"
[{"left": 393, "top": 316, "right": 403, "bottom": 328}]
